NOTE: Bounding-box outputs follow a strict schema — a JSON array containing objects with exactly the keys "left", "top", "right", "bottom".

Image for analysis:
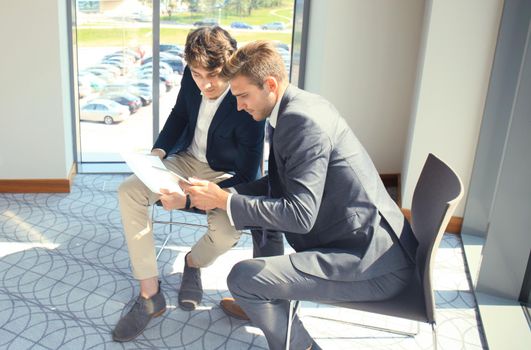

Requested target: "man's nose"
[
  {"left": 204, "top": 81, "right": 212, "bottom": 90},
  {"left": 236, "top": 100, "right": 245, "bottom": 111}
]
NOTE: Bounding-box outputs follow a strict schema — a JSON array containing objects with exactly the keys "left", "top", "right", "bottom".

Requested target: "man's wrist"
[
  {"left": 151, "top": 148, "right": 166, "bottom": 159},
  {"left": 218, "top": 190, "right": 229, "bottom": 210}
]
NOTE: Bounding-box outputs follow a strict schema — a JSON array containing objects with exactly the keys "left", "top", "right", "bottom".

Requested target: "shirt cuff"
[
  {"left": 226, "top": 193, "right": 235, "bottom": 226},
  {"left": 152, "top": 148, "right": 166, "bottom": 158}
]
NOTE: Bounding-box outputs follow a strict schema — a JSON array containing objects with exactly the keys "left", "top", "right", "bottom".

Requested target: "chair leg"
[
  {"left": 431, "top": 323, "right": 438, "bottom": 350},
  {"left": 285, "top": 300, "right": 300, "bottom": 350},
  {"left": 156, "top": 233, "right": 172, "bottom": 260},
  {"left": 303, "top": 314, "right": 420, "bottom": 337},
  {"left": 153, "top": 204, "right": 175, "bottom": 261}
]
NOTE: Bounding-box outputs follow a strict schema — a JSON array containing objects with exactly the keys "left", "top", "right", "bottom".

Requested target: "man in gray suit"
[{"left": 182, "top": 41, "right": 418, "bottom": 350}]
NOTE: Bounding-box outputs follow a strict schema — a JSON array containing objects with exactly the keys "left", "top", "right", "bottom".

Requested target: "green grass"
[
  {"left": 162, "top": 5, "right": 293, "bottom": 26},
  {"left": 77, "top": 27, "right": 291, "bottom": 47},
  {"left": 274, "top": 8, "right": 294, "bottom": 19},
  {"left": 77, "top": 4, "right": 294, "bottom": 48}
]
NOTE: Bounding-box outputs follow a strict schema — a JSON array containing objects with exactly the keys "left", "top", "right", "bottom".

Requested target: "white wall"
[
  {"left": 0, "top": 1, "right": 73, "bottom": 179},
  {"left": 304, "top": 0, "right": 425, "bottom": 173},
  {"left": 401, "top": 0, "right": 503, "bottom": 215}
]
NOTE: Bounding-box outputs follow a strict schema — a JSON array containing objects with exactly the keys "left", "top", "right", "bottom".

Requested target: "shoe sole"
[
  {"left": 219, "top": 302, "right": 250, "bottom": 321},
  {"left": 112, "top": 307, "right": 167, "bottom": 342},
  {"left": 178, "top": 299, "right": 199, "bottom": 311}
]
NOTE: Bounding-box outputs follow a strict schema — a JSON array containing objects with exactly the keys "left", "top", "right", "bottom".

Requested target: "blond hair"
[{"left": 220, "top": 40, "right": 288, "bottom": 87}]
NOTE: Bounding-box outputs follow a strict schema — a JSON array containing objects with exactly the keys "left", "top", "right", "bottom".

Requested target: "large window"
[{"left": 72, "top": 0, "right": 304, "bottom": 170}]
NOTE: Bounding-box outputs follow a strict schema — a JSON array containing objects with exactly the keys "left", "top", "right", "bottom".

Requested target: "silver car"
[{"left": 80, "top": 99, "right": 129, "bottom": 125}]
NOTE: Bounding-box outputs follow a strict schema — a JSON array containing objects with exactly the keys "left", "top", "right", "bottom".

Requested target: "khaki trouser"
[{"left": 118, "top": 152, "right": 243, "bottom": 280}]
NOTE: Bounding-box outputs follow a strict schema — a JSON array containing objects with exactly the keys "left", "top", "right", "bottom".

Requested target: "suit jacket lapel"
[{"left": 269, "top": 85, "right": 297, "bottom": 196}]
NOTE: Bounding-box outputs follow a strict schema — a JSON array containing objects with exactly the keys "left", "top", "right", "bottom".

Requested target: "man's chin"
[{"left": 204, "top": 90, "right": 218, "bottom": 99}]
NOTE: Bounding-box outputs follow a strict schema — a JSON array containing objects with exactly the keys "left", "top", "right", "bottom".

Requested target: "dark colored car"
[
  {"left": 103, "top": 92, "right": 142, "bottom": 114},
  {"left": 102, "top": 83, "right": 152, "bottom": 106},
  {"left": 165, "top": 49, "right": 184, "bottom": 58},
  {"left": 160, "top": 44, "right": 184, "bottom": 54},
  {"left": 193, "top": 18, "right": 218, "bottom": 26},
  {"left": 161, "top": 57, "right": 184, "bottom": 75},
  {"left": 230, "top": 21, "right": 253, "bottom": 29},
  {"left": 142, "top": 53, "right": 184, "bottom": 75}
]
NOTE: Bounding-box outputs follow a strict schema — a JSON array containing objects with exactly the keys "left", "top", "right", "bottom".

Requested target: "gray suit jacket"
[{"left": 231, "top": 85, "right": 418, "bottom": 282}]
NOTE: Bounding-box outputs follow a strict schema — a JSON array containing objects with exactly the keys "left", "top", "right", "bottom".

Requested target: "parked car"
[
  {"left": 141, "top": 54, "right": 184, "bottom": 74},
  {"left": 141, "top": 52, "right": 178, "bottom": 65},
  {"left": 138, "top": 61, "right": 175, "bottom": 76},
  {"left": 103, "top": 92, "right": 142, "bottom": 114},
  {"left": 230, "top": 21, "right": 253, "bottom": 29},
  {"left": 273, "top": 41, "right": 290, "bottom": 52},
  {"left": 193, "top": 18, "right": 218, "bottom": 26},
  {"left": 81, "top": 68, "right": 115, "bottom": 82},
  {"left": 161, "top": 57, "right": 184, "bottom": 75},
  {"left": 130, "top": 80, "right": 166, "bottom": 97},
  {"left": 136, "top": 69, "right": 176, "bottom": 92},
  {"left": 78, "top": 81, "right": 93, "bottom": 98},
  {"left": 160, "top": 44, "right": 184, "bottom": 54},
  {"left": 164, "top": 49, "right": 184, "bottom": 58},
  {"left": 78, "top": 73, "right": 106, "bottom": 92},
  {"left": 261, "top": 22, "right": 285, "bottom": 30},
  {"left": 128, "top": 85, "right": 153, "bottom": 106},
  {"left": 80, "top": 99, "right": 129, "bottom": 125},
  {"left": 103, "top": 51, "right": 138, "bottom": 64}
]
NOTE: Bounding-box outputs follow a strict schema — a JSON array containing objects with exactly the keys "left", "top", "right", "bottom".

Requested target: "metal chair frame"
[{"left": 151, "top": 204, "right": 208, "bottom": 260}]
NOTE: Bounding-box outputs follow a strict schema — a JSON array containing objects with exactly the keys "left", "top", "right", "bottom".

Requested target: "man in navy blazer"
[
  {"left": 183, "top": 41, "right": 418, "bottom": 350},
  {"left": 113, "top": 28, "right": 283, "bottom": 342}
]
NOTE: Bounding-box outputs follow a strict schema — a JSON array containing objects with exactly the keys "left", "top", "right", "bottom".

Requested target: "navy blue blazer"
[{"left": 153, "top": 66, "right": 265, "bottom": 188}]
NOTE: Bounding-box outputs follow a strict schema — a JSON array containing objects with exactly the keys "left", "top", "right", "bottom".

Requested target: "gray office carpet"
[{"left": 0, "top": 174, "right": 486, "bottom": 349}]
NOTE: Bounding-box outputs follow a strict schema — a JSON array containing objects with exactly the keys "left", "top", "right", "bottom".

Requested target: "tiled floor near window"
[{"left": 0, "top": 174, "right": 487, "bottom": 349}]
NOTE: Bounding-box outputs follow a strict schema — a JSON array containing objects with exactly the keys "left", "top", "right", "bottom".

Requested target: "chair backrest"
[{"left": 410, "top": 153, "right": 463, "bottom": 323}]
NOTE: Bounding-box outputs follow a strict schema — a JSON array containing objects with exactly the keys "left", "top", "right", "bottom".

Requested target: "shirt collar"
[
  {"left": 268, "top": 90, "right": 284, "bottom": 128},
  {"left": 201, "top": 85, "right": 230, "bottom": 106}
]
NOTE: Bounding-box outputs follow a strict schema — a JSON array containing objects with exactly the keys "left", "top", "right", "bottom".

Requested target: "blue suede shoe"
[
  {"left": 112, "top": 283, "right": 166, "bottom": 342},
  {"left": 178, "top": 253, "right": 203, "bottom": 311}
]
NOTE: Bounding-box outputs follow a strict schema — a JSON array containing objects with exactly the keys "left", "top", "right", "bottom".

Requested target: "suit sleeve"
[
  {"left": 229, "top": 115, "right": 331, "bottom": 233},
  {"left": 152, "top": 67, "right": 193, "bottom": 155},
  {"left": 217, "top": 118, "right": 265, "bottom": 188},
  {"left": 233, "top": 175, "right": 269, "bottom": 196}
]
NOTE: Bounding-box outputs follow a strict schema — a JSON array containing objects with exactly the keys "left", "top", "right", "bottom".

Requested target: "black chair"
[{"left": 285, "top": 153, "right": 464, "bottom": 350}]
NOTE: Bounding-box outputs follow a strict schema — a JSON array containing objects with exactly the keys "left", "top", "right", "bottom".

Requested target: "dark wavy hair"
[{"left": 184, "top": 26, "right": 237, "bottom": 70}]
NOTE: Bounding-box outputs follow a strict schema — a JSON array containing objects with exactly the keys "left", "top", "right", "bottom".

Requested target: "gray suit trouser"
[
  {"left": 251, "top": 230, "right": 284, "bottom": 258},
  {"left": 227, "top": 254, "right": 415, "bottom": 350}
]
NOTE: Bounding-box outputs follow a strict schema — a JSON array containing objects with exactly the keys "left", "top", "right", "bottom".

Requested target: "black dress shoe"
[
  {"left": 178, "top": 253, "right": 203, "bottom": 311},
  {"left": 112, "top": 283, "right": 166, "bottom": 342}
]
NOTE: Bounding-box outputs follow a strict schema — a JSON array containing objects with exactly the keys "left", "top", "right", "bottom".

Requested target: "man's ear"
[{"left": 264, "top": 76, "right": 278, "bottom": 93}]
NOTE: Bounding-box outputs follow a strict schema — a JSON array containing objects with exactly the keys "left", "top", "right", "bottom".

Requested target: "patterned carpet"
[{"left": 0, "top": 174, "right": 487, "bottom": 349}]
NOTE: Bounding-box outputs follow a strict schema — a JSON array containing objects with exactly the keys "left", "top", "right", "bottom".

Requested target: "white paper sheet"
[{"left": 121, "top": 153, "right": 185, "bottom": 195}]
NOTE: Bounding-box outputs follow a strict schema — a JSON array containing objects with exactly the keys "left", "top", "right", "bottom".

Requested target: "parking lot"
[{"left": 78, "top": 46, "right": 181, "bottom": 162}]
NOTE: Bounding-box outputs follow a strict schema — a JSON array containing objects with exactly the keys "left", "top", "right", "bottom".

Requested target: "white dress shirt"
[
  {"left": 187, "top": 87, "right": 230, "bottom": 162},
  {"left": 226, "top": 93, "right": 283, "bottom": 226}
]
